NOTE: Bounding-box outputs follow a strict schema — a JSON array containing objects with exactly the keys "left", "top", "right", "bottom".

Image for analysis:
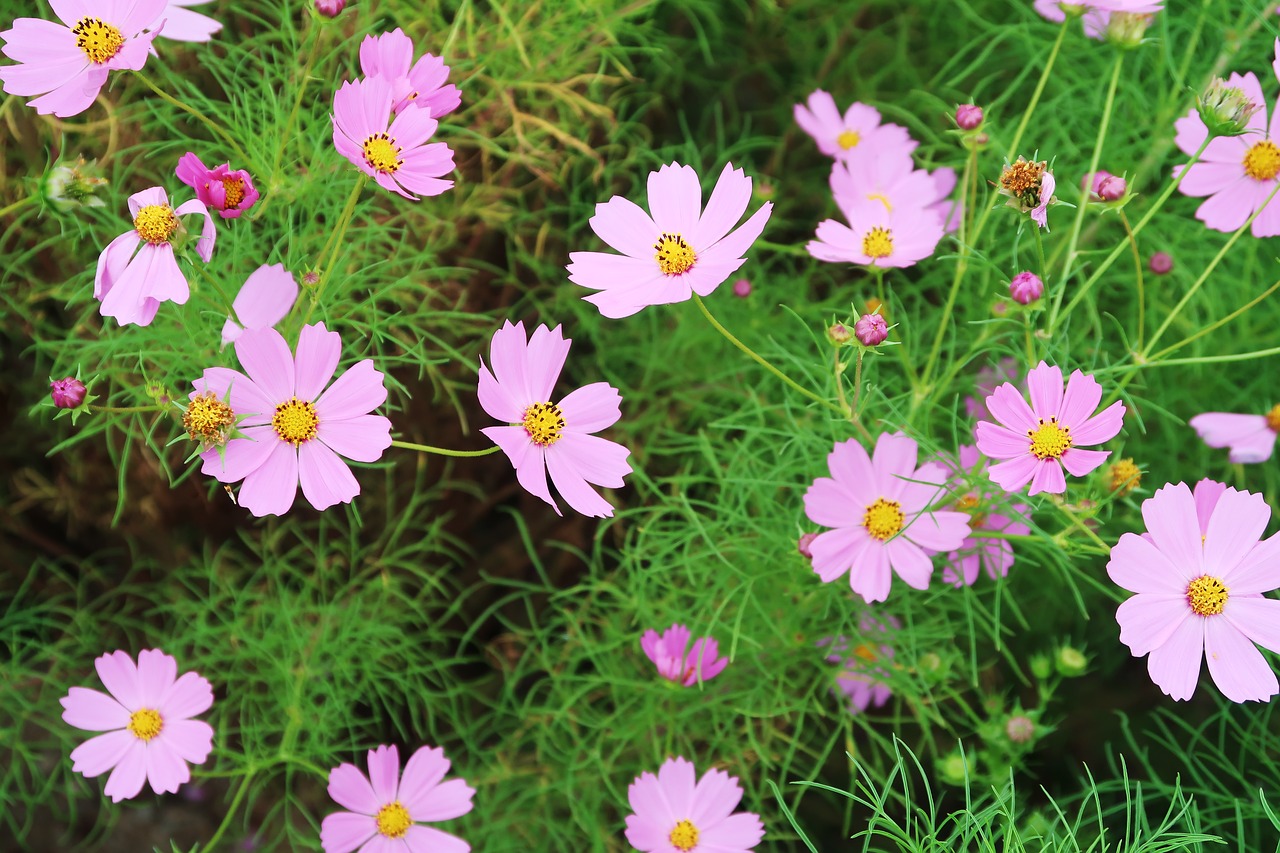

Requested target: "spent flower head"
[
  {"left": 43, "top": 155, "right": 108, "bottom": 211},
  {"left": 1195, "top": 77, "right": 1262, "bottom": 138}
]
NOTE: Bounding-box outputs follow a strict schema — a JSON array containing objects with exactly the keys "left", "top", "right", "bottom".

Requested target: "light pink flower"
[
  {"left": 221, "top": 263, "right": 298, "bottom": 346},
  {"left": 641, "top": 624, "right": 728, "bottom": 686},
  {"left": 332, "top": 76, "right": 455, "bottom": 200},
  {"left": 94, "top": 186, "right": 216, "bottom": 327},
  {"left": 829, "top": 150, "right": 960, "bottom": 234},
  {"left": 793, "top": 90, "right": 915, "bottom": 161},
  {"left": 479, "top": 321, "right": 631, "bottom": 517},
  {"left": 321, "top": 744, "right": 474, "bottom": 853},
  {"left": 0, "top": 0, "right": 165, "bottom": 117},
  {"left": 60, "top": 649, "right": 214, "bottom": 803},
  {"left": 941, "top": 445, "right": 1031, "bottom": 586},
  {"left": 803, "top": 433, "right": 970, "bottom": 603},
  {"left": 567, "top": 162, "right": 773, "bottom": 318},
  {"left": 191, "top": 323, "right": 393, "bottom": 516},
  {"left": 821, "top": 613, "right": 899, "bottom": 714},
  {"left": 1189, "top": 406, "right": 1280, "bottom": 463},
  {"left": 157, "top": 1, "right": 222, "bottom": 42},
  {"left": 625, "top": 757, "right": 763, "bottom": 853},
  {"left": 807, "top": 193, "right": 945, "bottom": 269},
  {"left": 359, "top": 28, "right": 460, "bottom": 118},
  {"left": 974, "top": 361, "right": 1125, "bottom": 496},
  {"left": 1108, "top": 480, "right": 1280, "bottom": 702},
  {"left": 176, "top": 153, "right": 259, "bottom": 218}
]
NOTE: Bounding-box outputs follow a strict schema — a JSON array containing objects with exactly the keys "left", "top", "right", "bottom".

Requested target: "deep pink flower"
[
  {"left": 478, "top": 321, "right": 632, "bottom": 517},
  {"left": 94, "top": 186, "right": 216, "bottom": 327},
  {"left": 315, "top": 0, "right": 346, "bottom": 18},
  {"left": 964, "top": 358, "right": 1019, "bottom": 421},
  {"left": 221, "top": 263, "right": 298, "bottom": 346},
  {"left": 1009, "top": 271, "right": 1044, "bottom": 304},
  {"left": 176, "top": 153, "right": 259, "bottom": 219},
  {"left": 1189, "top": 406, "right": 1280, "bottom": 463},
  {"left": 60, "top": 649, "right": 214, "bottom": 803},
  {"left": 793, "top": 90, "right": 915, "bottom": 161},
  {"left": 359, "top": 28, "right": 460, "bottom": 118},
  {"left": 821, "top": 613, "right": 899, "bottom": 714},
  {"left": 803, "top": 433, "right": 970, "bottom": 603},
  {"left": 941, "top": 445, "right": 1031, "bottom": 586},
  {"left": 51, "top": 377, "right": 87, "bottom": 408},
  {"left": 731, "top": 278, "right": 752, "bottom": 298},
  {"left": 157, "top": 1, "right": 222, "bottom": 42},
  {"left": 0, "top": 0, "right": 165, "bottom": 117},
  {"left": 625, "top": 757, "right": 763, "bottom": 853},
  {"left": 974, "top": 361, "right": 1125, "bottom": 495},
  {"left": 1108, "top": 480, "right": 1280, "bottom": 702},
  {"left": 191, "top": 323, "right": 393, "bottom": 516},
  {"left": 641, "top": 624, "right": 728, "bottom": 686},
  {"left": 321, "top": 745, "right": 474, "bottom": 853},
  {"left": 566, "top": 162, "right": 773, "bottom": 318},
  {"left": 332, "top": 77, "right": 455, "bottom": 200},
  {"left": 955, "top": 104, "right": 983, "bottom": 130}
]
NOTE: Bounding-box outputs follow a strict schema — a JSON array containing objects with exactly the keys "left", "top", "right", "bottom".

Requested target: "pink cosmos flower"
[
  {"left": 941, "top": 445, "right": 1031, "bottom": 586},
  {"left": 807, "top": 193, "right": 945, "bottom": 269},
  {"left": 964, "top": 358, "right": 1020, "bottom": 421},
  {"left": 95, "top": 186, "right": 216, "bottom": 327},
  {"left": 820, "top": 613, "right": 899, "bottom": 714},
  {"left": 625, "top": 757, "right": 764, "bottom": 853},
  {"left": 974, "top": 361, "right": 1126, "bottom": 496},
  {"left": 566, "top": 162, "right": 773, "bottom": 318},
  {"left": 803, "top": 433, "right": 971, "bottom": 603},
  {"left": 641, "top": 624, "right": 729, "bottom": 686},
  {"left": 221, "top": 263, "right": 298, "bottom": 346},
  {"left": 176, "top": 153, "right": 260, "bottom": 219},
  {"left": 793, "top": 90, "right": 915, "bottom": 161},
  {"left": 0, "top": 0, "right": 165, "bottom": 117},
  {"left": 321, "top": 744, "right": 474, "bottom": 853},
  {"left": 478, "top": 321, "right": 632, "bottom": 517},
  {"left": 829, "top": 150, "right": 960, "bottom": 234},
  {"left": 332, "top": 76, "right": 455, "bottom": 200},
  {"left": 359, "top": 28, "right": 461, "bottom": 118},
  {"left": 157, "top": 1, "right": 222, "bottom": 42},
  {"left": 1189, "top": 405, "right": 1280, "bottom": 463},
  {"left": 191, "top": 323, "right": 393, "bottom": 516},
  {"left": 60, "top": 649, "right": 214, "bottom": 803},
  {"left": 1108, "top": 480, "right": 1280, "bottom": 702}
]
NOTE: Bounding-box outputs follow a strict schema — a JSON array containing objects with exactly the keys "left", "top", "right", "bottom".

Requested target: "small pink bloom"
[
  {"left": 60, "top": 649, "right": 214, "bottom": 803},
  {"left": 956, "top": 104, "right": 983, "bottom": 130},
  {"left": 567, "top": 162, "right": 773, "bottom": 318},
  {"left": 797, "top": 532, "right": 818, "bottom": 558},
  {"left": 315, "top": 0, "right": 347, "bottom": 17},
  {"left": 478, "top": 321, "right": 632, "bottom": 517},
  {"left": 176, "top": 153, "right": 259, "bottom": 218},
  {"left": 793, "top": 89, "right": 915, "bottom": 161},
  {"left": 51, "top": 377, "right": 87, "bottom": 408},
  {"left": 974, "top": 361, "right": 1126, "bottom": 496},
  {"left": 221, "top": 263, "right": 299, "bottom": 346},
  {"left": 320, "top": 744, "right": 474, "bottom": 853},
  {"left": 1189, "top": 407, "right": 1280, "bottom": 463},
  {"left": 820, "top": 613, "right": 899, "bottom": 714},
  {"left": 359, "top": 28, "right": 460, "bottom": 118},
  {"left": 157, "top": 1, "right": 222, "bottom": 42},
  {"left": 1009, "top": 271, "right": 1044, "bottom": 304},
  {"left": 640, "top": 624, "right": 728, "bottom": 686},
  {"left": 854, "top": 313, "right": 887, "bottom": 346},
  {"left": 941, "top": 445, "right": 1031, "bottom": 586},
  {"left": 1149, "top": 251, "right": 1173, "bottom": 274},
  {"left": 1108, "top": 480, "right": 1280, "bottom": 702},
  {"left": 625, "top": 757, "right": 763, "bottom": 853},
  {"left": 964, "top": 358, "right": 1019, "bottom": 421},
  {"left": 732, "top": 278, "right": 752, "bottom": 297}
]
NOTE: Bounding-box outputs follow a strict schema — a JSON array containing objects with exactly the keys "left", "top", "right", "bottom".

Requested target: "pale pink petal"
[
  {"left": 157, "top": 719, "right": 213, "bottom": 764},
  {"left": 95, "top": 650, "right": 142, "bottom": 709},
  {"left": 974, "top": 422, "right": 1030, "bottom": 460},
  {"left": 328, "top": 762, "right": 380, "bottom": 815},
  {"left": 410, "top": 778, "right": 475, "bottom": 821},
  {"left": 235, "top": 326, "right": 296, "bottom": 401},
  {"left": 1221, "top": 533, "right": 1280, "bottom": 594},
  {"left": 477, "top": 360, "right": 525, "bottom": 423},
  {"left": 1146, "top": 616, "right": 1205, "bottom": 701},
  {"left": 545, "top": 441, "right": 614, "bottom": 517},
  {"left": 647, "top": 163, "right": 701, "bottom": 235},
  {"left": 1202, "top": 488, "right": 1270, "bottom": 578},
  {"left": 903, "top": 510, "right": 970, "bottom": 552},
  {"left": 403, "top": 826, "right": 469, "bottom": 853},
  {"left": 1058, "top": 370, "right": 1103, "bottom": 427},
  {"left": 1189, "top": 413, "right": 1275, "bottom": 463},
  {"left": 94, "top": 230, "right": 140, "bottom": 301},
  {"left": 366, "top": 745, "right": 400, "bottom": 804},
  {"left": 550, "top": 433, "right": 630, "bottom": 488},
  {"left": 849, "top": 541, "right": 892, "bottom": 603},
  {"left": 320, "top": 811, "right": 378, "bottom": 853},
  {"left": 557, "top": 383, "right": 622, "bottom": 434},
  {"left": 103, "top": 742, "right": 148, "bottom": 802},
  {"left": 884, "top": 538, "right": 933, "bottom": 589},
  {"left": 655, "top": 757, "right": 697, "bottom": 814},
  {"left": 237, "top": 442, "right": 299, "bottom": 517},
  {"left": 1203, "top": 616, "right": 1278, "bottom": 702},
  {"left": 398, "top": 746, "right": 449, "bottom": 813},
  {"left": 316, "top": 416, "right": 393, "bottom": 464},
  {"left": 1176, "top": 161, "right": 1245, "bottom": 197},
  {"left": 692, "top": 162, "right": 752, "bottom": 248},
  {"left": 589, "top": 195, "right": 658, "bottom": 258},
  {"left": 1027, "top": 459, "right": 1066, "bottom": 495},
  {"left": 483, "top": 426, "right": 556, "bottom": 512},
  {"left": 1060, "top": 447, "right": 1110, "bottom": 477},
  {"left": 314, "top": 360, "right": 388, "bottom": 421},
  {"left": 1107, "top": 531, "right": 1191, "bottom": 593},
  {"left": 69, "top": 729, "right": 135, "bottom": 778},
  {"left": 1142, "top": 483, "right": 1203, "bottom": 578},
  {"left": 700, "top": 812, "right": 766, "bottom": 849},
  {"left": 1115, "top": 594, "right": 1189, "bottom": 656},
  {"left": 200, "top": 426, "right": 279, "bottom": 483},
  {"left": 144, "top": 738, "right": 190, "bottom": 795},
  {"left": 157, "top": 3, "right": 221, "bottom": 42},
  {"left": 870, "top": 433, "right": 918, "bottom": 500},
  {"left": 1196, "top": 185, "right": 1258, "bottom": 232},
  {"left": 1223, "top": 597, "right": 1280, "bottom": 652},
  {"left": 809, "top": 526, "right": 870, "bottom": 583},
  {"left": 299, "top": 440, "right": 361, "bottom": 511},
  {"left": 524, "top": 324, "right": 570, "bottom": 403},
  {"left": 987, "top": 454, "right": 1039, "bottom": 493},
  {"left": 226, "top": 264, "right": 297, "bottom": 344},
  {"left": 628, "top": 769, "right": 675, "bottom": 825},
  {"left": 61, "top": 687, "right": 130, "bottom": 732},
  {"left": 1192, "top": 479, "right": 1227, "bottom": 532},
  {"left": 697, "top": 201, "right": 772, "bottom": 267},
  {"left": 986, "top": 382, "right": 1038, "bottom": 433},
  {"left": 688, "top": 768, "right": 743, "bottom": 826},
  {"left": 825, "top": 439, "right": 879, "bottom": 506},
  {"left": 134, "top": 649, "right": 178, "bottom": 706},
  {"left": 804, "top": 477, "right": 863, "bottom": 529},
  {"left": 1026, "top": 362, "right": 1063, "bottom": 418},
  {"left": 1071, "top": 400, "right": 1126, "bottom": 446}
]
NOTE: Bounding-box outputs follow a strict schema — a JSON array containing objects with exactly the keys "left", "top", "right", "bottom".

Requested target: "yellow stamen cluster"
[
  {"left": 837, "top": 130, "right": 861, "bottom": 150},
  {"left": 1265, "top": 403, "right": 1280, "bottom": 433},
  {"left": 184, "top": 392, "right": 236, "bottom": 447},
  {"left": 862, "top": 227, "right": 893, "bottom": 259},
  {"left": 1027, "top": 417, "right": 1072, "bottom": 460},
  {"left": 221, "top": 177, "right": 246, "bottom": 208},
  {"left": 271, "top": 397, "right": 319, "bottom": 446},
  {"left": 1186, "top": 575, "right": 1228, "bottom": 617},
  {"left": 954, "top": 493, "right": 987, "bottom": 529},
  {"left": 522, "top": 402, "right": 565, "bottom": 446},
  {"left": 863, "top": 497, "right": 905, "bottom": 541},
  {"left": 375, "top": 802, "right": 412, "bottom": 838},
  {"left": 654, "top": 233, "right": 697, "bottom": 276},
  {"left": 1000, "top": 157, "right": 1046, "bottom": 206},
  {"left": 1243, "top": 140, "right": 1280, "bottom": 181},
  {"left": 669, "top": 819, "right": 700, "bottom": 852},
  {"left": 1107, "top": 458, "right": 1141, "bottom": 497},
  {"left": 73, "top": 17, "right": 125, "bottom": 64},
  {"left": 127, "top": 708, "right": 163, "bottom": 742},
  {"left": 362, "top": 133, "right": 403, "bottom": 174},
  {"left": 134, "top": 204, "right": 179, "bottom": 245}
]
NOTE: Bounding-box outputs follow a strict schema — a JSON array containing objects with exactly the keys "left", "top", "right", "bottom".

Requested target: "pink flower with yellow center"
[
  {"left": 807, "top": 194, "right": 945, "bottom": 269},
  {"left": 941, "top": 445, "right": 1031, "bottom": 586},
  {"left": 176, "top": 152, "right": 259, "bottom": 219},
  {"left": 793, "top": 89, "right": 915, "bottom": 161},
  {"left": 1189, "top": 404, "right": 1280, "bottom": 463},
  {"left": 359, "top": 28, "right": 461, "bottom": 118},
  {"left": 625, "top": 757, "right": 763, "bottom": 852},
  {"left": 820, "top": 613, "right": 900, "bottom": 715},
  {"left": 829, "top": 147, "right": 960, "bottom": 233}
]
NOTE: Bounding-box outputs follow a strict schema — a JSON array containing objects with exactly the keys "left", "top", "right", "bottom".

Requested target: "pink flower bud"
[
  {"left": 50, "top": 377, "right": 86, "bottom": 409},
  {"left": 956, "top": 104, "right": 983, "bottom": 130},
  {"left": 315, "top": 0, "right": 346, "bottom": 17},
  {"left": 826, "top": 323, "right": 852, "bottom": 346},
  {"left": 1009, "top": 271, "right": 1044, "bottom": 305},
  {"left": 797, "top": 532, "right": 818, "bottom": 559},
  {"left": 732, "top": 278, "right": 751, "bottom": 298},
  {"left": 1149, "top": 252, "right": 1173, "bottom": 275},
  {"left": 1096, "top": 175, "right": 1126, "bottom": 201},
  {"left": 854, "top": 313, "right": 888, "bottom": 346},
  {"left": 1005, "top": 715, "right": 1035, "bottom": 744}
]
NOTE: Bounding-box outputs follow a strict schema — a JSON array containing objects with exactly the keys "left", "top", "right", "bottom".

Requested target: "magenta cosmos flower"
[
  {"left": 821, "top": 613, "right": 899, "bottom": 714},
  {"left": 157, "top": 0, "right": 222, "bottom": 42},
  {"left": 191, "top": 323, "right": 393, "bottom": 516},
  {"left": 803, "top": 433, "right": 971, "bottom": 603},
  {"left": 566, "top": 162, "right": 773, "bottom": 318},
  {"left": 794, "top": 90, "right": 916, "bottom": 161},
  {"left": 221, "top": 263, "right": 298, "bottom": 346},
  {"left": 478, "top": 320, "right": 632, "bottom": 517},
  {"left": 360, "top": 28, "right": 461, "bottom": 118},
  {"left": 0, "top": 0, "right": 165, "bottom": 117},
  {"left": 95, "top": 186, "right": 216, "bottom": 327},
  {"left": 321, "top": 744, "right": 475, "bottom": 853},
  {"left": 975, "top": 361, "right": 1125, "bottom": 496},
  {"left": 625, "top": 757, "right": 763, "bottom": 853},
  {"left": 1108, "top": 480, "right": 1280, "bottom": 702},
  {"left": 176, "top": 153, "right": 260, "bottom": 218},
  {"left": 332, "top": 77, "right": 455, "bottom": 200},
  {"left": 60, "top": 649, "right": 214, "bottom": 803},
  {"left": 1189, "top": 405, "right": 1280, "bottom": 463},
  {"left": 641, "top": 624, "right": 728, "bottom": 686},
  {"left": 942, "top": 445, "right": 1031, "bottom": 586}
]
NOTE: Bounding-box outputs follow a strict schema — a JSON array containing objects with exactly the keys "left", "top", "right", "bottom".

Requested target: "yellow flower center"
[
  {"left": 1243, "top": 140, "right": 1280, "bottom": 181},
  {"left": 1265, "top": 403, "right": 1280, "bottom": 433},
  {"left": 669, "top": 819, "right": 700, "bottom": 851},
  {"left": 1108, "top": 458, "right": 1141, "bottom": 496},
  {"left": 851, "top": 643, "right": 878, "bottom": 664},
  {"left": 654, "top": 232, "right": 697, "bottom": 276},
  {"left": 1027, "top": 417, "right": 1072, "bottom": 460},
  {"left": 362, "top": 133, "right": 403, "bottom": 174},
  {"left": 375, "top": 802, "right": 412, "bottom": 838},
  {"left": 863, "top": 497, "right": 904, "bottom": 541},
  {"left": 184, "top": 392, "right": 236, "bottom": 446},
  {"left": 837, "top": 130, "right": 861, "bottom": 150},
  {"left": 522, "top": 401, "right": 564, "bottom": 446},
  {"left": 73, "top": 17, "right": 125, "bottom": 64},
  {"left": 1186, "top": 575, "right": 1228, "bottom": 616},
  {"left": 271, "top": 397, "right": 319, "bottom": 446},
  {"left": 127, "top": 708, "right": 163, "bottom": 742},
  {"left": 221, "top": 177, "right": 246, "bottom": 208},
  {"left": 133, "top": 204, "right": 179, "bottom": 245},
  {"left": 1000, "top": 159, "right": 1045, "bottom": 195},
  {"left": 862, "top": 227, "right": 893, "bottom": 259}
]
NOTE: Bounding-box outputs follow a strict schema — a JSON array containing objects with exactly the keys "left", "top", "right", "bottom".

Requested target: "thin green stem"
[
  {"left": 271, "top": 21, "right": 324, "bottom": 179},
  {"left": 0, "top": 195, "right": 36, "bottom": 219},
  {"left": 1150, "top": 277, "right": 1280, "bottom": 362},
  {"left": 133, "top": 72, "right": 252, "bottom": 167},
  {"left": 1006, "top": 20, "right": 1069, "bottom": 160},
  {"left": 93, "top": 405, "right": 166, "bottom": 413},
  {"left": 920, "top": 143, "right": 978, "bottom": 391},
  {"left": 204, "top": 770, "right": 255, "bottom": 852},
  {"left": 391, "top": 439, "right": 501, "bottom": 457},
  {"left": 1119, "top": 209, "right": 1146, "bottom": 350},
  {"left": 195, "top": 263, "right": 238, "bottom": 318},
  {"left": 302, "top": 174, "right": 368, "bottom": 326}
]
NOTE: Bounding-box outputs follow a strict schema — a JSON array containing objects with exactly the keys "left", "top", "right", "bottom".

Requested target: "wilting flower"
[
  {"left": 942, "top": 445, "right": 1031, "bottom": 586},
  {"left": 998, "top": 157, "right": 1056, "bottom": 229},
  {"left": 625, "top": 757, "right": 764, "bottom": 853},
  {"left": 95, "top": 187, "right": 216, "bottom": 327},
  {"left": 176, "top": 153, "right": 259, "bottom": 219},
  {"left": 0, "top": 0, "right": 165, "bottom": 117},
  {"left": 1108, "top": 480, "right": 1280, "bottom": 702},
  {"left": 1190, "top": 405, "right": 1280, "bottom": 463},
  {"left": 60, "top": 649, "right": 214, "bottom": 803},
  {"left": 478, "top": 321, "right": 632, "bottom": 517},
  {"left": 50, "top": 377, "right": 88, "bottom": 409},
  {"left": 332, "top": 77, "right": 455, "bottom": 200},
  {"left": 321, "top": 745, "right": 474, "bottom": 853},
  {"left": 43, "top": 155, "right": 108, "bottom": 210},
  {"left": 191, "top": 323, "right": 393, "bottom": 516},
  {"left": 803, "top": 433, "right": 970, "bottom": 603},
  {"left": 793, "top": 90, "right": 915, "bottom": 161},
  {"left": 964, "top": 358, "right": 1019, "bottom": 422},
  {"left": 157, "top": 0, "right": 222, "bottom": 42},
  {"left": 641, "top": 624, "right": 728, "bottom": 686},
  {"left": 359, "top": 28, "right": 461, "bottom": 118},
  {"left": 975, "top": 361, "right": 1126, "bottom": 495},
  {"left": 221, "top": 264, "right": 299, "bottom": 346},
  {"left": 821, "top": 613, "right": 899, "bottom": 714},
  {"left": 567, "top": 162, "right": 773, "bottom": 318}
]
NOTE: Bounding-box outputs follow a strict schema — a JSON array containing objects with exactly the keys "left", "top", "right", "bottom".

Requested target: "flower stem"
[
  {"left": 920, "top": 139, "right": 978, "bottom": 391},
  {"left": 133, "top": 71, "right": 253, "bottom": 168},
  {"left": 1119, "top": 209, "right": 1146, "bottom": 350},
  {"left": 93, "top": 405, "right": 166, "bottom": 413},
  {"left": 302, "top": 174, "right": 368, "bottom": 326},
  {"left": 1005, "top": 20, "right": 1069, "bottom": 160},
  {"left": 195, "top": 263, "right": 238, "bottom": 319},
  {"left": 204, "top": 769, "right": 256, "bottom": 852},
  {"left": 271, "top": 20, "right": 324, "bottom": 180},
  {"left": 391, "top": 439, "right": 501, "bottom": 457},
  {"left": 1150, "top": 277, "right": 1280, "bottom": 362},
  {"left": 0, "top": 195, "right": 36, "bottom": 220}
]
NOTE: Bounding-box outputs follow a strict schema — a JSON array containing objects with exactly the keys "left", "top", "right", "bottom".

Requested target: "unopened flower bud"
[
  {"left": 863, "top": 297, "right": 889, "bottom": 325},
  {"left": 50, "top": 377, "right": 86, "bottom": 409},
  {"left": 1056, "top": 645, "right": 1088, "bottom": 677},
  {"left": 854, "top": 313, "right": 888, "bottom": 346},
  {"left": 732, "top": 278, "right": 751, "bottom": 298},
  {"left": 938, "top": 750, "right": 973, "bottom": 786},
  {"left": 1009, "top": 271, "right": 1044, "bottom": 305},
  {"left": 1197, "top": 78, "right": 1261, "bottom": 138},
  {"left": 43, "top": 156, "right": 108, "bottom": 211},
  {"left": 1029, "top": 654, "right": 1053, "bottom": 680},
  {"left": 1149, "top": 252, "right": 1173, "bottom": 274},
  {"left": 1005, "top": 715, "right": 1035, "bottom": 744},
  {"left": 797, "top": 532, "right": 818, "bottom": 559},
  {"left": 1106, "top": 12, "right": 1153, "bottom": 49},
  {"left": 314, "top": 0, "right": 346, "bottom": 17},
  {"left": 827, "top": 323, "right": 852, "bottom": 346},
  {"left": 991, "top": 300, "right": 1010, "bottom": 317},
  {"left": 1108, "top": 458, "right": 1141, "bottom": 496},
  {"left": 955, "top": 104, "right": 983, "bottom": 130},
  {"left": 1096, "top": 174, "right": 1126, "bottom": 201},
  {"left": 302, "top": 270, "right": 321, "bottom": 286}
]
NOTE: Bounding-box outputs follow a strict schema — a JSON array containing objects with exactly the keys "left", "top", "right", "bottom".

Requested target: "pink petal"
[
  {"left": 683, "top": 637, "right": 728, "bottom": 684},
  {"left": 69, "top": 729, "right": 136, "bottom": 778},
  {"left": 655, "top": 757, "right": 697, "bottom": 815},
  {"left": 477, "top": 360, "right": 525, "bottom": 423},
  {"left": 1192, "top": 479, "right": 1228, "bottom": 532},
  {"left": 1223, "top": 596, "right": 1280, "bottom": 652},
  {"left": 237, "top": 442, "right": 299, "bottom": 517},
  {"left": 103, "top": 741, "right": 148, "bottom": 802},
  {"left": 550, "top": 432, "right": 631, "bottom": 488},
  {"left": 1072, "top": 400, "right": 1126, "bottom": 446},
  {"left": 409, "top": 777, "right": 475, "bottom": 821},
  {"left": 1026, "top": 362, "right": 1063, "bottom": 418},
  {"left": 157, "top": 719, "right": 213, "bottom": 764},
  {"left": 1115, "top": 594, "right": 1189, "bottom": 656},
  {"left": 700, "top": 812, "right": 766, "bottom": 849},
  {"left": 557, "top": 382, "right": 622, "bottom": 434},
  {"left": 1142, "top": 483, "right": 1203, "bottom": 579},
  {"left": 1176, "top": 161, "right": 1245, "bottom": 197},
  {"left": 228, "top": 264, "right": 297, "bottom": 343},
  {"left": 589, "top": 195, "right": 658, "bottom": 258},
  {"left": 698, "top": 200, "right": 772, "bottom": 266},
  {"left": 885, "top": 538, "right": 933, "bottom": 589},
  {"left": 647, "top": 163, "right": 701, "bottom": 235},
  {"left": 903, "top": 510, "right": 970, "bottom": 552},
  {"left": 316, "top": 416, "right": 393, "bottom": 464},
  {"left": 1221, "top": 533, "right": 1280, "bottom": 594},
  {"left": 974, "top": 422, "right": 1030, "bottom": 460},
  {"left": 482, "top": 425, "right": 556, "bottom": 512},
  {"left": 61, "top": 687, "right": 131, "bottom": 732},
  {"left": 1060, "top": 447, "right": 1110, "bottom": 477},
  {"left": 524, "top": 324, "right": 570, "bottom": 404},
  {"left": 688, "top": 767, "right": 743, "bottom": 826},
  {"left": 144, "top": 738, "right": 191, "bottom": 796},
  {"left": 692, "top": 162, "right": 752, "bottom": 249},
  {"left": 896, "top": 461, "right": 949, "bottom": 513},
  {"left": 328, "top": 762, "right": 380, "bottom": 815},
  {"left": 871, "top": 433, "right": 918, "bottom": 500},
  {"left": 804, "top": 477, "right": 862, "bottom": 529},
  {"left": 1058, "top": 370, "right": 1103, "bottom": 428},
  {"left": 1195, "top": 183, "right": 1259, "bottom": 232},
  {"left": 320, "top": 811, "right": 378, "bottom": 853},
  {"left": 95, "top": 650, "right": 142, "bottom": 709},
  {"left": 1146, "top": 616, "right": 1205, "bottom": 701},
  {"left": 366, "top": 745, "right": 401, "bottom": 804},
  {"left": 398, "top": 746, "right": 449, "bottom": 813},
  {"left": 987, "top": 454, "right": 1039, "bottom": 493},
  {"left": 627, "top": 769, "right": 675, "bottom": 826},
  {"left": 1204, "top": 616, "right": 1278, "bottom": 702},
  {"left": 986, "top": 382, "right": 1038, "bottom": 433},
  {"left": 1027, "top": 459, "right": 1066, "bottom": 495},
  {"left": 315, "top": 360, "right": 388, "bottom": 421},
  {"left": 1202, "top": 488, "right": 1270, "bottom": 578},
  {"left": 1107, "top": 531, "right": 1190, "bottom": 593},
  {"left": 135, "top": 649, "right": 177, "bottom": 706},
  {"left": 849, "top": 541, "right": 893, "bottom": 603},
  {"left": 193, "top": 367, "right": 275, "bottom": 422},
  {"left": 825, "top": 438, "right": 878, "bottom": 506},
  {"left": 1189, "top": 413, "right": 1275, "bottom": 462},
  {"left": 403, "top": 826, "right": 470, "bottom": 853},
  {"left": 809, "top": 526, "right": 869, "bottom": 583},
  {"left": 298, "top": 440, "right": 361, "bottom": 511},
  {"left": 545, "top": 439, "right": 615, "bottom": 517},
  {"left": 200, "top": 426, "right": 279, "bottom": 484},
  {"left": 234, "top": 326, "right": 296, "bottom": 402}
]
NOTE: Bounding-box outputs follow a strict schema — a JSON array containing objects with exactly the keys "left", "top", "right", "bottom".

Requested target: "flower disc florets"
[{"left": 183, "top": 391, "right": 236, "bottom": 448}]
